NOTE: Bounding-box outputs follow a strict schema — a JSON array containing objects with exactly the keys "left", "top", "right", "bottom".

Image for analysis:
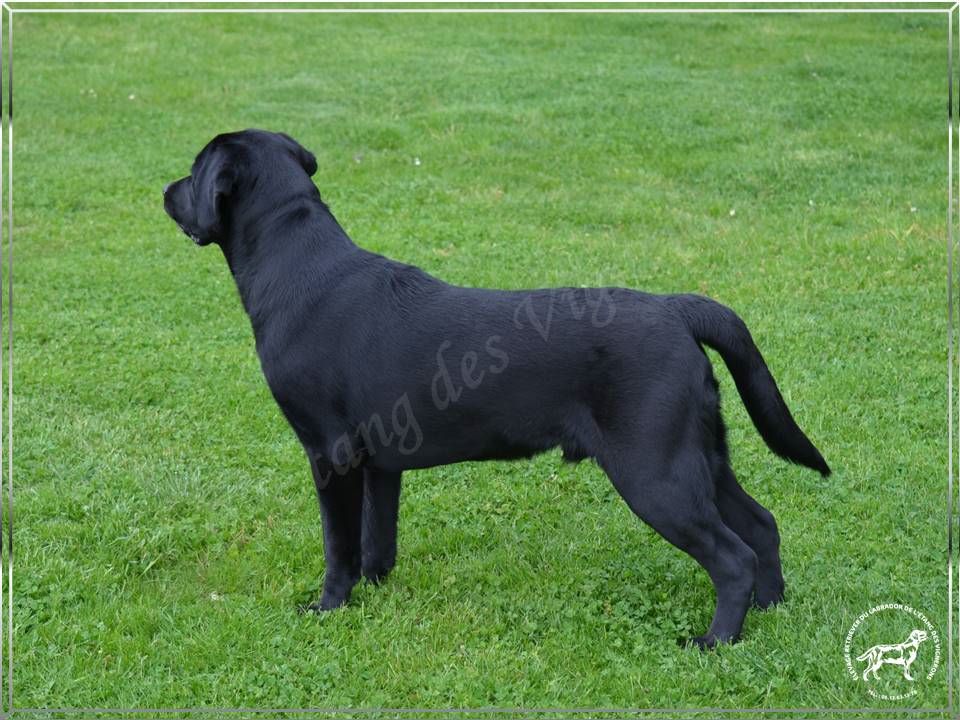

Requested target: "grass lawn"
[{"left": 11, "top": 8, "right": 950, "bottom": 714}]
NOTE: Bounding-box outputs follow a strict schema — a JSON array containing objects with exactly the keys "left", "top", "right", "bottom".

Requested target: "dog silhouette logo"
[
  {"left": 844, "top": 604, "right": 941, "bottom": 701},
  {"left": 856, "top": 628, "right": 928, "bottom": 681}
]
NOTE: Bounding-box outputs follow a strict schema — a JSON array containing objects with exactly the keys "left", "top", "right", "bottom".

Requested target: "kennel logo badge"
[{"left": 844, "top": 603, "right": 941, "bottom": 700}]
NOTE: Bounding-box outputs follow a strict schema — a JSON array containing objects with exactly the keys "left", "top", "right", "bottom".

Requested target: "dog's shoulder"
[
  {"left": 358, "top": 255, "right": 447, "bottom": 313},
  {"left": 386, "top": 259, "right": 439, "bottom": 294}
]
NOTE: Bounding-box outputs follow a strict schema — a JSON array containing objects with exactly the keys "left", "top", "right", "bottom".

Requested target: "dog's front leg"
[
  {"left": 361, "top": 469, "right": 402, "bottom": 584},
  {"left": 306, "top": 457, "right": 364, "bottom": 612}
]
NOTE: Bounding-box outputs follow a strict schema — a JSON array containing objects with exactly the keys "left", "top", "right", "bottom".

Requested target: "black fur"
[{"left": 163, "top": 129, "right": 830, "bottom": 647}]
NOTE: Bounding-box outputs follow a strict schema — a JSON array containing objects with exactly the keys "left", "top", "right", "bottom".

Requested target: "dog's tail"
[{"left": 669, "top": 293, "right": 830, "bottom": 476}]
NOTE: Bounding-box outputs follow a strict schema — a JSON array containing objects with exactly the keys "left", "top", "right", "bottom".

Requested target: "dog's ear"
[
  {"left": 195, "top": 155, "right": 237, "bottom": 244},
  {"left": 279, "top": 132, "right": 318, "bottom": 177}
]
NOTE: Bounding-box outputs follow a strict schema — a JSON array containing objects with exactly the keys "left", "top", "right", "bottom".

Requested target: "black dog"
[{"left": 163, "top": 129, "right": 829, "bottom": 648}]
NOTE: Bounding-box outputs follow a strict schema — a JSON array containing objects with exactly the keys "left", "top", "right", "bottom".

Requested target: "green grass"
[{"left": 11, "top": 9, "right": 950, "bottom": 713}]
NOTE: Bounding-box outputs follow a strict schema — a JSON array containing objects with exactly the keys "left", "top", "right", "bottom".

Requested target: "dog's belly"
[
  {"left": 365, "top": 426, "right": 571, "bottom": 472},
  {"left": 360, "top": 381, "right": 605, "bottom": 473}
]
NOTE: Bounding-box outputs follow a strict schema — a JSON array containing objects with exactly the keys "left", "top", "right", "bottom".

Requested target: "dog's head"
[{"left": 163, "top": 129, "right": 318, "bottom": 246}]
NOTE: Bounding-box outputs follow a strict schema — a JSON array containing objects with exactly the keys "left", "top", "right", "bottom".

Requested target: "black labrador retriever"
[{"left": 163, "top": 129, "right": 829, "bottom": 648}]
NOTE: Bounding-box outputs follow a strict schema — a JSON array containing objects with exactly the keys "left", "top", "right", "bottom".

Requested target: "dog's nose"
[{"left": 163, "top": 182, "right": 173, "bottom": 196}]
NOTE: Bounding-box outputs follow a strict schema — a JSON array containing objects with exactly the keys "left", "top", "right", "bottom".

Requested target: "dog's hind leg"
[
  {"left": 361, "top": 469, "right": 402, "bottom": 584},
  {"left": 708, "top": 389, "right": 785, "bottom": 609},
  {"left": 305, "top": 459, "right": 364, "bottom": 612},
  {"left": 601, "top": 445, "right": 758, "bottom": 649},
  {"left": 714, "top": 462, "right": 785, "bottom": 609}
]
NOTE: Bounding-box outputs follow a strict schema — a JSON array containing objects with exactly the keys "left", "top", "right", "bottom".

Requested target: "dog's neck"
[{"left": 219, "top": 198, "right": 360, "bottom": 335}]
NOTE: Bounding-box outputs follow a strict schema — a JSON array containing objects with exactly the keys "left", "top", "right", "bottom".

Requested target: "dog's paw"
[
  {"left": 679, "top": 632, "right": 738, "bottom": 651},
  {"left": 683, "top": 635, "right": 717, "bottom": 651},
  {"left": 361, "top": 563, "right": 393, "bottom": 585},
  {"left": 299, "top": 591, "right": 351, "bottom": 614},
  {"left": 300, "top": 599, "right": 344, "bottom": 614},
  {"left": 361, "top": 549, "right": 396, "bottom": 586},
  {"left": 753, "top": 583, "right": 785, "bottom": 610}
]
